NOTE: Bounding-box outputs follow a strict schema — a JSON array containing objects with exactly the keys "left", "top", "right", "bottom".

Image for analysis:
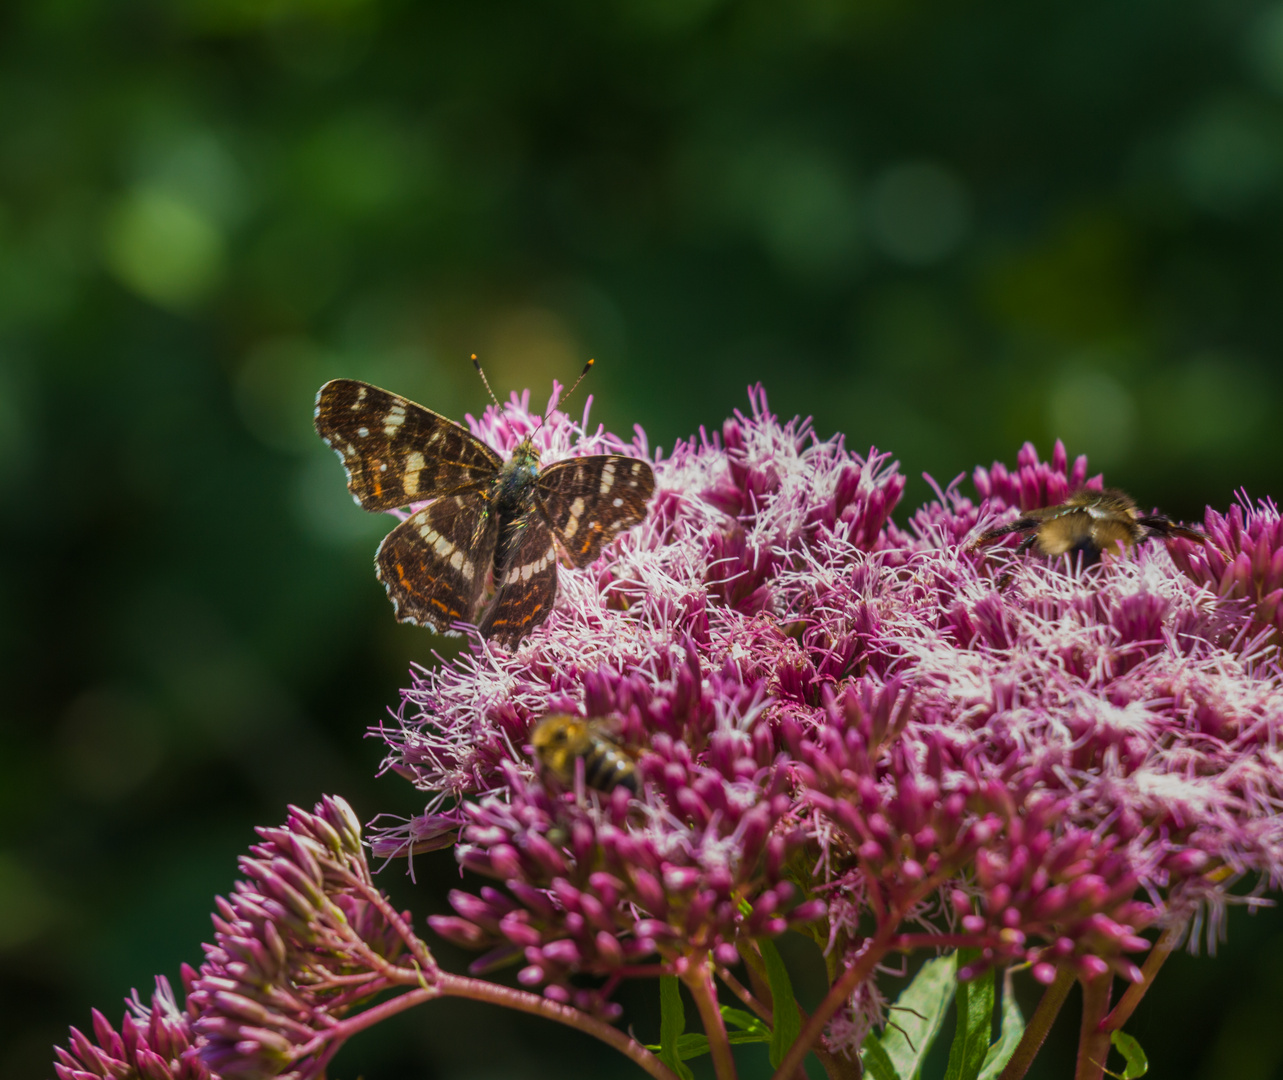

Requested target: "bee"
[
  {"left": 530, "top": 714, "right": 638, "bottom": 794},
  {"left": 970, "top": 488, "right": 1208, "bottom": 583}
]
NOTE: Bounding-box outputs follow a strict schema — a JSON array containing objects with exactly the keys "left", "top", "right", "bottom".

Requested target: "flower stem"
[
  {"left": 353, "top": 877, "right": 438, "bottom": 974},
  {"left": 768, "top": 922, "right": 896, "bottom": 1080},
  {"left": 685, "top": 957, "right": 739, "bottom": 1080},
  {"left": 294, "top": 970, "right": 680, "bottom": 1080},
  {"left": 1101, "top": 919, "right": 1187, "bottom": 1034},
  {"left": 716, "top": 963, "right": 772, "bottom": 1023},
  {"left": 1074, "top": 974, "right": 1113, "bottom": 1080},
  {"left": 996, "top": 965, "right": 1075, "bottom": 1080},
  {"left": 438, "top": 972, "right": 681, "bottom": 1080}
]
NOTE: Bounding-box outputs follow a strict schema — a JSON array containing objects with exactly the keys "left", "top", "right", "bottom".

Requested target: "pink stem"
[
  {"left": 290, "top": 969, "right": 679, "bottom": 1080},
  {"left": 995, "top": 965, "right": 1075, "bottom": 1080},
  {"left": 1101, "top": 919, "right": 1187, "bottom": 1033},
  {"left": 1074, "top": 975, "right": 1113, "bottom": 1080},
  {"left": 890, "top": 933, "right": 997, "bottom": 951},
  {"left": 768, "top": 921, "right": 897, "bottom": 1080},
  {"left": 684, "top": 958, "right": 738, "bottom": 1080},
  {"left": 436, "top": 973, "right": 681, "bottom": 1080},
  {"left": 351, "top": 878, "right": 438, "bottom": 974},
  {"left": 716, "top": 964, "right": 772, "bottom": 1023}
]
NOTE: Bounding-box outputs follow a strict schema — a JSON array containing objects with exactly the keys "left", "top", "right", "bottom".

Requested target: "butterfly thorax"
[
  {"left": 491, "top": 437, "right": 544, "bottom": 579},
  {"left": 493, "top": 438, "right": 542, "bottom": 519}
]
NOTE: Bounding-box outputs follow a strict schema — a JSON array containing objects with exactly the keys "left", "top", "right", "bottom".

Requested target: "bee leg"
[
  {"left": 993, "top": 533, "right": 1039, "bottom": 589},
  {"left": 1137, "top": 516, "right": 1208, "bottom": 544},
  {"left": 970, "top": 517, "right": 1038, "bottom": 549},
  {"left": 1139, "top": 516, "right": 1229, "bottom": 561}
]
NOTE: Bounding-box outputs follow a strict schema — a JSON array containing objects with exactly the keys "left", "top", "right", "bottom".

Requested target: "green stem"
[
  {"left": 1074, "top": 974, "right": 1113, "bottom": 1080},
  {"left": 684, "top": 957, "right": 739, "bottom": 1080},
  {"left": 995, "top": 965, "right": 1075, "bottom": 1080}
]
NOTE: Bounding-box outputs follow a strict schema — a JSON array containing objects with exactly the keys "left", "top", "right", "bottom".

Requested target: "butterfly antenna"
[
  {"left": 531, "top": 358, "right": 595, "bottom": 436},
  {"left": 560, "top": 358, "right": 595, "bottom": 411},
  {"left": 471, "top": 353, "right": 502, "bottom": 408}
]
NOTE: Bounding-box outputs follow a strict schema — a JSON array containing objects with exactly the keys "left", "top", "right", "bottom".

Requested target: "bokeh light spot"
[
  {"left": 102, "top": 187, "right": 226, "bottom": 309},
  {"left": 482, "top": 305, "right": 582, "bottom": 399},
  {"left": 0, "top": 362, "right": 33, "bottom": 493},
  {"left": 296, "top": 111, "right": 411, "bottom": 217},
  {"left": 236, "top": 336, "right": 333, "bottom": 454},
  {"left": 869, "top": 161, "right": 971, "bottom": 266},
  {"left": 1174, "top": 98, "right": 1283, "bottom": 215},
  {"left": 1047, "top": 366, "right": 1136, "bottom": 467},
  {"left": 1153, "top": 352, "right": 1270, "bottom": 457},
  {"left": 1243, "top": 5, "right": 1283, "bottom": 96},
  {"left": 293, "top": 450, "right": 392, "bottom": 547},
  {"left": 60, "top": 687, "right": 165, "bottom": 804},
  {"left": 0, "top": 854, "right": 55, "bottom": 951},
  {"left": 720, "top": 142, "right": 863, "bottom": 279}
]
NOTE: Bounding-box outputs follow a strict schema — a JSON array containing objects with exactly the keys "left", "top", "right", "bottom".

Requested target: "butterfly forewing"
[
  {"left": 375, "top": 493, "right": 499, "bottom": 632},
  {"left": 536, "top": 456, "right": 655, "bottom": 568},
  {"left": 315, "top": 379, "right": 502, "bottom": 512},
  {"left": 478, "top": 513, "right": 559, "bottom": 647}
]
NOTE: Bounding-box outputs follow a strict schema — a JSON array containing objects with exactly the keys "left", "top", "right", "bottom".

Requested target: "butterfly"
[{"left": 313, "top": 367, "right": 655, "bottom": 648}]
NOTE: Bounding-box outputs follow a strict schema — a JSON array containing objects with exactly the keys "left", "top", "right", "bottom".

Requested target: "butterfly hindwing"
[
  {"left": 375, "top": 493, "right": 499, "bottom": 631},
  {"left": 478, "top": 513, "right": 559, "bottom": 648},
  {"left": 536, "top": 456, "right": 656, "bottom": 568},
  {"left": 315, "top": 379, "right": 502, "bottom": 512}
]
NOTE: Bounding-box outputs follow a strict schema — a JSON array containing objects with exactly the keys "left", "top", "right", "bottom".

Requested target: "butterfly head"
[{"left": 507, "top": 434, "right": 543, "bottom": 477}]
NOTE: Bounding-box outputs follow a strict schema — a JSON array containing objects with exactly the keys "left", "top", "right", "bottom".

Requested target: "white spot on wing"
[
  {"left": 508, "top": 546, "right": 555, "bottom": 585},
  {"left": 404, "top": 450, "right": 426, "bottom": 496},
  {"left": 565, "top": 495, "right": 586, "bottom": 539},
  {"left": 598, "top": 461, "right": 616, "bottom": 495},
  {"left": 383, "top": 403, "right": 407, "bottom": 436}
]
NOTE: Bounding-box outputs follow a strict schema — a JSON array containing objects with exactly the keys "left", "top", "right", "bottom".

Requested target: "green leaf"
[
  {"left": 868, "top": 952, "right": 959, "bottom": 1080},
  {"left": 726, "top": 1031, "right": 773, "bottom": 1046},
  {"left": 943, "top": 950, "right": 995, "bottom": 1080},
  {"left": 861, "top": 1031, "right": 902, "bottom": 1080},
  {"left": 721, "top": 1007, "right": 771, "bottom": 1038},
  {"left": 759, "top": 938, "right": 803, "bottom": 1069},
  {"left": 1111, "top": 1031, "right": 1149, "bottom": 1078},
  {"left": 978, "top": 970, "right": 1025, "bottom": 1080},
  {"left": 658, "top": 976, "right": 695, "bottom": 1080},
  {"left": 675, "top": 1033, "right": 710, "bottom": 1058},
  {"left": 646, "top": 1027, "right": 772, "bottom": 1061}
]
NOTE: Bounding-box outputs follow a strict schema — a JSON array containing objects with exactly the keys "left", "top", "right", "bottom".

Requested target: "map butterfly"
[{"left": 313, "top": 362, "right": 656, "bottom": 648}]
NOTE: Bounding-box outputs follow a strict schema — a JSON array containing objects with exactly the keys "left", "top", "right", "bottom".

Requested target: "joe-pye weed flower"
[{"left": 55, "top": 385, "right": 1283, "bottom": 1080}]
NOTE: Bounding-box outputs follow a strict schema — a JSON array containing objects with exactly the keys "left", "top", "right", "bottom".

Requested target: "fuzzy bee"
[
  {"left": 970, "top": 488, "right": 1208, "bottom": 583},
  {"left": 529, "top": 714, "right": 638, "bottom": 794}
]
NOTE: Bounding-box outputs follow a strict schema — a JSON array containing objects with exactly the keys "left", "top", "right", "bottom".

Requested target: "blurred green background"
[{"left": 4, "top": 0, "right": 1283, "bottom": 1077}]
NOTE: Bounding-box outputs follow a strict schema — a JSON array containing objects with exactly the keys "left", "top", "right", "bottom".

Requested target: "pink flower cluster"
[
  {"left": 54, "top": 972, "right": 208, "bottom": 1080},
  {"left": 372, "top": 388, "right": 1283, "bottom": 1052}
]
